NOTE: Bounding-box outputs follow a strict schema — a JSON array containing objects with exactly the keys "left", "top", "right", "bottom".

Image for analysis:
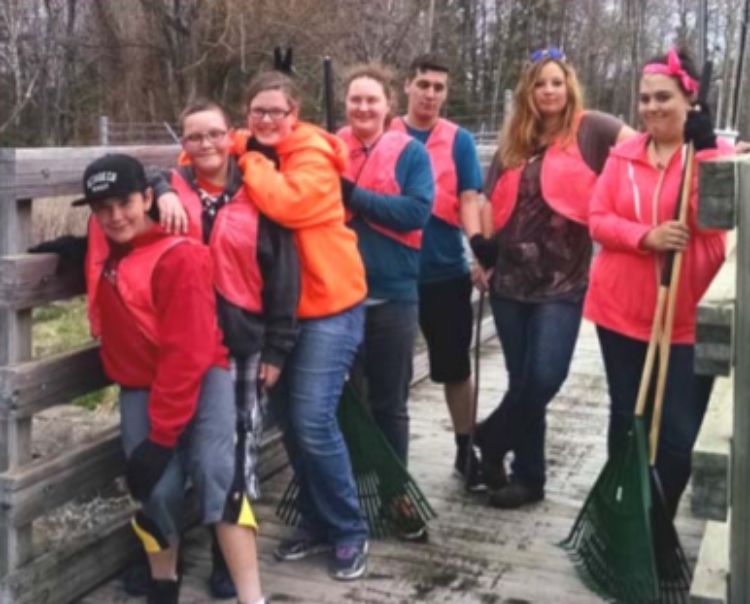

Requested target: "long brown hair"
[
  {"left": 343, "top": 62, "right": 399, "bottom": 127},
  {"left": 499, "top": 58, "right": 584, "bottom": 168}
]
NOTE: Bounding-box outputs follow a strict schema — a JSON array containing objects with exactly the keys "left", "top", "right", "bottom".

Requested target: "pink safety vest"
[
  {"left": 391, "top": 116, "right": 460, "bottom": 227},
  {"left": 490, "top": 112, "right": 597, "bottom": 230},
  {"left": 170, "top": 170, "right": 264, "bottom": 313},
  {"left": 86, "top": 228, "right": 187, "bottom": 342},
  {"left": 337, "top": 127, "right": 422, "bottom": 249}
]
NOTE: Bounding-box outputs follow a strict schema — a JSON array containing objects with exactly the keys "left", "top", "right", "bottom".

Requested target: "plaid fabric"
[{"left": 230, "top": 354, "right": 267, "bottom": 501}]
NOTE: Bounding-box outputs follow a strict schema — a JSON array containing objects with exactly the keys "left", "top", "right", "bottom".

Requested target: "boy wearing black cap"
[{"left": 71, "top": 154, "right": 264, "bottom": 604}]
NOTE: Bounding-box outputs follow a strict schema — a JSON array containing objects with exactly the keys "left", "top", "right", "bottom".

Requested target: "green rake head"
[
  {"left": 561, "top": 419, "right": 659, "bottom": 603},
  {"left": 276, "top": 382, "right": 436, "bottom": 538}
]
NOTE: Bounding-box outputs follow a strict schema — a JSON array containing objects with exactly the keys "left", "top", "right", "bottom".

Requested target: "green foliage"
[{"left": 32, "top": 297, "right": 118, "bottom": 410}]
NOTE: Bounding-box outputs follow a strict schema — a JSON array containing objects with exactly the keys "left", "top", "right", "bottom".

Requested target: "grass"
[{"left": 32, "top": 297, "right": 118, "bottom": 411}]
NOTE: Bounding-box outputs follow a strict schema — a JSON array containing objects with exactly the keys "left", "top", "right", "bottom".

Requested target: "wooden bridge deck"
[{"left": 80, "top": 321, "right": 705, "bottom": 603}]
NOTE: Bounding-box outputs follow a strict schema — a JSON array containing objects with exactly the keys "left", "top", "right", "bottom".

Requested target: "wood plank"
[
  {"left": 0, "top": 146, "right": 180, "bottom": 200},
  {"left": 0, "top": 509, "right": 139, "bottom": 604},
  {"left": 0, "top": 254, "right": 85, "bottom": 310},
  {"left": 690, "top": 519, "right": 729, "bottom": 604},
  {"left": 0, "top": 162, "right": 34, "bottom": 573},
  {"left": 698, "top": 157, "right": 740, "bottom": 230},
  {"left": 0, "top": 344, "right": 108, "bottom": 418},
  {"left": 692, "top": 375, "right": 732, "bottom": 521},
  {"left": 730, "top": 157, "right": 750, "bottom": 604},
  {"left": 0, "top": 427, "right": 123, "bottom": 527},
  {"left": 696, "top": 238, "right": 736, "bottom": 376}
]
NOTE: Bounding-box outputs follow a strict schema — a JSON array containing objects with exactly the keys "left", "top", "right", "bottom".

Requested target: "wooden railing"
[
  {"left": 690, "top": 154, "right": 750, "bottom": 604},
  {"left": 0, "top": 146, "right": 289, "bottom": 604}
]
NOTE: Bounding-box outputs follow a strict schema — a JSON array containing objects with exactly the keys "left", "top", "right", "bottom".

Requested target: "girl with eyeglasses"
[
  {"left": 472, "top": 49, "right": 636, "bottom": 509},
  {"left": 145, "top": 97, "right": 301, "bottom": 601},
  {"left": 235, "top": 70, "right": 371, "bottom": 581},
  {"left": 585, "top": 48, "right": 733, "bottom": 518}
]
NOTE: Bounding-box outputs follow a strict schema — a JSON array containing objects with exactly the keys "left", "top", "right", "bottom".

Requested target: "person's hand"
[
  {"left": 735, "top": 141, "right": 750, "bottom": 154},
  {"left": 684, "top": 103, "right": 717, "bottom": 151},
  {"left": 641, "top": 220, "right": 690, "bottom": 252},
  {"left": 340, "top": 177, "right": 356, "bottom": 208},
  {"left": 28, "top": 235, "right": 87, "bottom": 265},
  {"left": 246, "top": 137, "right": 280, "bottom": 168},
  {"left": 259, "top": 362, "right": 282, "bottom": 390},
  {"left": 125, "top": 440, "right": 173, "bottom": 502},
  {"left": 156, "top": 192, "right": 189, "bottom": 234},
  {"left": 471, "top": 263, "right": 492, "bottom": 293},
  {"left": 469, "top": 234, "right": 499, "bottom": 270}
]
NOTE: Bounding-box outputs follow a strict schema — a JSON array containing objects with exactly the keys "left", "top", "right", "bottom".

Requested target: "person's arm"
[
  {"left": 257, "top": 216, "right": 300, "bottom": 388},
  {"left": 589, "top": 157, "right": 653, "bottom": 252},
  {"left": 147, "top": 244, "right": 221, "bottom": 447},
  {"left": 238, "top": 147, "right": 343, "bottom": 230},
  {"left": 125, "top": 243, "right": 222, "bottom": 501},
  {"left": 150, "top": 169, "right": 189, "bottom": 234},
  {"left": 454, "top": 129, "right": 484, "bottom": 239},
  {"left": 346, "top": 140, "right": 433, "bottom": 231}
]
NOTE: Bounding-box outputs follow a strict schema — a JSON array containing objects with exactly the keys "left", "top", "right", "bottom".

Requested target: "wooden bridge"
[{"left": 0, "top": 146, "right": 748, "bottom": 603}]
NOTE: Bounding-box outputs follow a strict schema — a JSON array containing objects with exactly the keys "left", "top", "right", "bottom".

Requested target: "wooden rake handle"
[{"left": 648, "top": 143, "right": 696, "bottom": 464}]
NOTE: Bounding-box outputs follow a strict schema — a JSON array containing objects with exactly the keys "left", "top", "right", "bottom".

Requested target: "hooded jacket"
[
  {"left": 238, "top": 122, "right": 367, "bottom": 318},
  {"left": 584, "top": 133, "right": 731, "bottom": 343}
]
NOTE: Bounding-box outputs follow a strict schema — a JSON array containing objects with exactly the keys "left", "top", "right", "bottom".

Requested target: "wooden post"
[
  {"left": 731, "top": 158, "right": 750, "bottom": 603},
  {"left": 0, "top": 149, "right": 34, "bottom": 575}
]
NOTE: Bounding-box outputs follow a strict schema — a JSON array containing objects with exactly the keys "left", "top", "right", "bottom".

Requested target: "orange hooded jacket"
[{"left": 235, "top": 122, "right": 366, "bottom": 318}]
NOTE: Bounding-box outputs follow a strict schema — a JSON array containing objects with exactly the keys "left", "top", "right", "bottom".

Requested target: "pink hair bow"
[{"left": 642, "top": 48, "right": 699, "bottom": 94}]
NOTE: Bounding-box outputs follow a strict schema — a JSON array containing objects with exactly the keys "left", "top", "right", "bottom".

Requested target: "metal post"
[
  {"left": 731, "top": 158, "right": 750, "bottom": 603},
  {"left": 99, "top": 115, "right": 109, "bottom": 146}
]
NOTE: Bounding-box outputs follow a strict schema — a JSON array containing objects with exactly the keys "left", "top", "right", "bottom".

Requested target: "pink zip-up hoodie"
[{"left": 584, "top": 132, "right": 732, "bottom": 343}]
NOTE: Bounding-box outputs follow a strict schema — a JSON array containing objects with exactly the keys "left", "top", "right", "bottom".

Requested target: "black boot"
[
  {"left": 209, "top": 530, "right": 237, "bottom": 599},
  {"left": 147, "top": 578, "right": 179, "bottom": 604}
]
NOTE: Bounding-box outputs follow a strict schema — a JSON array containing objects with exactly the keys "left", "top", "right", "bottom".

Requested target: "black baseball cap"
[{"left": 72, "top": 153, "right": 148, "bottom": 207}]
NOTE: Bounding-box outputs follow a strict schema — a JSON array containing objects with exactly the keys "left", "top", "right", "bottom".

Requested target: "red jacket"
[
  {"left": 584, "top": 133, "right": 732, "bottom": 343},
  {"left": 390, "top": 116, "right": 460, "bottom": 227},
  {"left": 91, "top": 227, "right": 228, "bottom": 447}
]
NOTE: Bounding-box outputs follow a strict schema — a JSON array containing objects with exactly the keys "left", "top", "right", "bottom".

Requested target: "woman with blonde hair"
[{"left": 472, "top": 48, "right": 635, "bottom": 509}]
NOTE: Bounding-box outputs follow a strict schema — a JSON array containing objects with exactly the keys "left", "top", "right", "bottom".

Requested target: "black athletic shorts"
[{"left": 418, "top": 272, "right": 473, "bottom": 383}]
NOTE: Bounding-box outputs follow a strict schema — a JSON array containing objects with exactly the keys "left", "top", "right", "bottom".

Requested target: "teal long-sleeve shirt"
[{"left": 347, "top": 138, "right": 434, "bottom": 302}]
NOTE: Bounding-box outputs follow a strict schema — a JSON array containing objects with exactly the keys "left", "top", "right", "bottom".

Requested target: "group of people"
[{"left": 42, "top": 43, "right": 736, "bottom": 603}]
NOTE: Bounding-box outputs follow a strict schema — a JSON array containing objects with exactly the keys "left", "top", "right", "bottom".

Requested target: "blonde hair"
[
  {"left": 499, "top": 58, "right": 584, "bottom": 168},
  {"left": 343, "top": 62, "right": 399, "bottom": 126}
]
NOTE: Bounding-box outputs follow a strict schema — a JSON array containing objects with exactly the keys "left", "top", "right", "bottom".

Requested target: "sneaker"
[
  {"left": 330, "top": 540, "right": 368, "bottom": 581},
  {"left": 274, "top": 534, "right": 331, "bottom": 561},
  {"left": 122, "top": 559, "right": 150, "bottom": 596},
  {"left": 147, "top": 578, "right": 179, "bottom": 604},
  {"left": 473, "top": 428, "right": 509, "bottom": 491},
  {"left": 208, "top": 563, "right": 236, "bottom": 600},
  {"left": 389, "top": 497, "right": 429, "bottom": 542},
  {"left": 208, "top": 533, "right": 236, "bottom": 599},
  {"left": 454, "top": 446, "right": 487, "bottom": 492},
  {"left": 488, "top": 481, "right": 544, "bottom": 509}
]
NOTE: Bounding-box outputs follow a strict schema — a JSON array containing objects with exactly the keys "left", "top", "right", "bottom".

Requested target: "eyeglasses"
[
  {"left": 182, "top": 129, "right": 228, "bottom": 146},
  {"left": 529, "top": 47, "right": 566, "bottom": 63},
  {"left": 248, "top": 107, "right": 292, "bottom": 121}
]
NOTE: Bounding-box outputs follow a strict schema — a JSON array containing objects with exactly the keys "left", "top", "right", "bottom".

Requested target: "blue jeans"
[
  {"left": 597, "top": 326, "right": 714, "bottom": 517},
  {"left": 477, "top": 296, "right": 583, "bottom": 490},
  {"left": 273, "top": 304, "right": 367, "bottom": 547},
  {"left": 351, "top": 301, "right": 418, "bottom": 465}
]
